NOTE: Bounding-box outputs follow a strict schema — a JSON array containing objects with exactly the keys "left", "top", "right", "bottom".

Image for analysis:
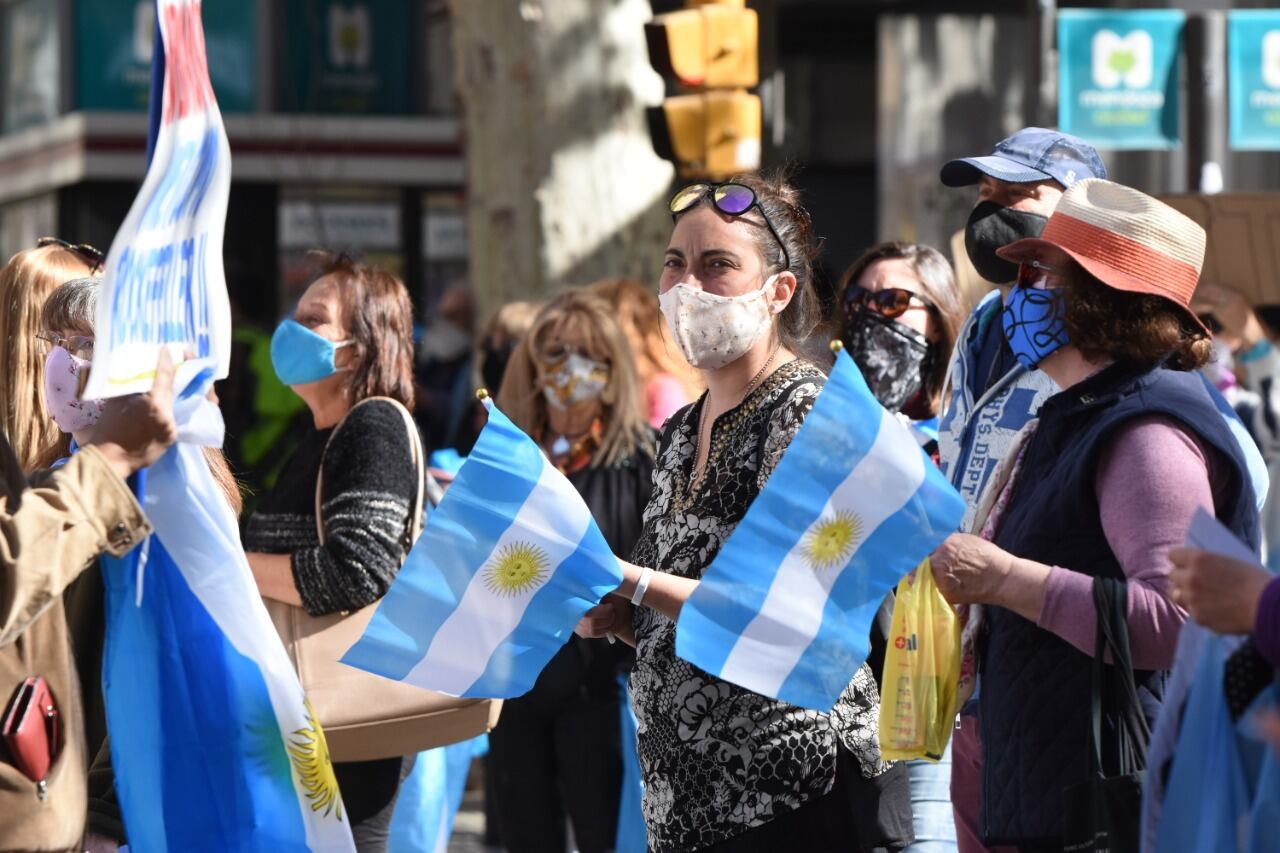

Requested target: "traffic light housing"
[{"left": 646, "top": 0, "right": 762, "bottom": 180}]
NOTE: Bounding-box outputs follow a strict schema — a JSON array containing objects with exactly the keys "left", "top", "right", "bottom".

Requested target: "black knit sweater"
[{"left": 244, "top": 399, "right": 418, "bottom": 616}]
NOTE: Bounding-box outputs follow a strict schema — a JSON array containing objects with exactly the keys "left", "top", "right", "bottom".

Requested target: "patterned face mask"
[
  {"left": 659, "top": 274, "right": 779, "bottom": 370},
  {"left": 843, "top": 310, "right": 932, "bottom": 412},
  {"left": 44, "top": 345, "right": 105, "bottom": 434},
  {"left": 1001, "top": 279, "right": 1070, "bottom": 369},
  {"left": 540, "top": 351, "right": 610, "bottom": 410}
]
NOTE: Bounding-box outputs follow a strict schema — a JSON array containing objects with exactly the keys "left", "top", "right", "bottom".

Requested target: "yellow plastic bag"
[{"left": 878, "top": 558, "right": 962, "bottom": 762}]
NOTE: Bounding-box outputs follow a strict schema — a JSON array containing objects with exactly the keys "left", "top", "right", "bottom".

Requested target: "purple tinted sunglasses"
[{"left": 669, "top": 182, "right": 791, "bottom": 272}]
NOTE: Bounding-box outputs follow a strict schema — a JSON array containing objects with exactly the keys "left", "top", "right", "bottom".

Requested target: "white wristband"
[{"left": 630, "top": 567, "right": 655, "bottom": 607}]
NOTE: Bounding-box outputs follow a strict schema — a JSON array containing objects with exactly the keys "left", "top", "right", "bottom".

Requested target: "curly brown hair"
[
  {"left": 1063, "top": 268, "right": 1211, "bottom": 371},
  {"left": 313, "top": 251, "right": 415, "bottom": 409}
]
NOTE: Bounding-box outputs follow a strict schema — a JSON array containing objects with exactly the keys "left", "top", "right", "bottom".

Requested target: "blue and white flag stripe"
[
  {"left": 343, "top": 405, "right": 621, "bottom": 699},
  {"left": 677, "top": 350, "right": 964, "bottom": 711},
  {"left": 719, "top": 414, "right": 926, "bottom": 697}
]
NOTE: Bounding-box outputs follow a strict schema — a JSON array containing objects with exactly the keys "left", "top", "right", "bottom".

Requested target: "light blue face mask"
[{"left": 270, "top": 319, "right": 353, "bottom": 386}]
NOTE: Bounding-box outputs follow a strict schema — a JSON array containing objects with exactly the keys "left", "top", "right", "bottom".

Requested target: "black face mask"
[
  {"left": 964, "top": 201, "right": 1050, "bottom": 284},
  {"left": 481, "top": 341, "right": 514, "bottom": 393},
  {"left": 844, "top": 310, "right": 933, "bottom": 413}
]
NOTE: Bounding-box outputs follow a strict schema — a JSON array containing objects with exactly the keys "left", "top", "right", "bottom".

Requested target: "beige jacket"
[{"left": 0, "top": 442, "right": 149, "bottom": 853}]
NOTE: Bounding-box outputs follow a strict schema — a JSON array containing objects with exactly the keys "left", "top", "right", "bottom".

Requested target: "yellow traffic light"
[
  {"left": 645, "top": 4, "right": 758, "bottom": 89},
  {"left": 646, "top": 0, "right": 762, "bottom": 181},
  {"left": 649, "top": 91, "right": 761, "bottom": 180}
]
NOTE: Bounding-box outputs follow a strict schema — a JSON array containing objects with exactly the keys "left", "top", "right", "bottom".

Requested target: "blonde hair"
[
  {"left": 0, "top": 246, "right": 99, "bottom": 471},
  {"left": 497, "top": 291, "right": 654, "bottom": 467},
  {"left": 484, "top": 301, "right": 542, "bottom": 350},
  {"left": 590, "top": 278, "right": 702, "bottom": 403}
]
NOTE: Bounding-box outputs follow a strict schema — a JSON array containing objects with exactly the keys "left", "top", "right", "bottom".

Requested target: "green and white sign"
[
  {"left": 279, "top": 0, "right": 411, "bottom": 115},
  {"left": 1229, "top": 11, "right": 1280, "bottom": 150},
  {"left": 1058, "top": 10, "right": 1184, "bottom": 150},
  {"left": 75, "top": 0, "right": 256, "bottom": 112}
]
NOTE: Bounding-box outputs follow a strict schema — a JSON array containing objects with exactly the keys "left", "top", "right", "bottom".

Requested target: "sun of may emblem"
[
  {"left": 287, "top": 699, "right": 344, "bottom": 821},
  {"left": 802, "top": 510, "right": 863, "bottom": 571},
  {"left": 483, "top": 542, "right": 551, "bottom": 596}
]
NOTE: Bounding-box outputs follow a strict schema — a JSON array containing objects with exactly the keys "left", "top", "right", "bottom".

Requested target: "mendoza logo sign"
[
  {"left": 1229, "top": 11, "right": 1280, "bottom": 150},
  {"left": 86, "top": 0, "right": 232, "bottom": 399},
  {"left": 1058, "top": 9, "right": 1184, "bottom": 150}
]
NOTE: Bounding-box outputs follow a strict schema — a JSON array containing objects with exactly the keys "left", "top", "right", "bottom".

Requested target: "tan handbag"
[{"left": 265, "top": 397, "right": 500, "bottom": 763}]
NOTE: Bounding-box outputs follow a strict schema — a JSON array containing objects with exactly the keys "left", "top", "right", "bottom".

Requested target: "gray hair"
[{"left": 41, "top": 276, "right": 99, "bottom": 333}]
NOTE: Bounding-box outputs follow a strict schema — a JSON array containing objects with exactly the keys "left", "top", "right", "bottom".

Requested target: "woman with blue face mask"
[
  {"left": 243, "top": 252, "right": 420, "bottom": 852},
  {"left": 926, "top": 180, "right": 1262, "bottom": 850}
]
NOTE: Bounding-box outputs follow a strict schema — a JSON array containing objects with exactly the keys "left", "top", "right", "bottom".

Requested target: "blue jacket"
[{"left": 978, "top": 362, "right": 1261, "bottom": 846}]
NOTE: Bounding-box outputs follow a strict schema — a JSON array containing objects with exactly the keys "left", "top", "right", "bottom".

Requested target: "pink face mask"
[{"left": 44, "top": 346, "right": 105, "bottom": 435}]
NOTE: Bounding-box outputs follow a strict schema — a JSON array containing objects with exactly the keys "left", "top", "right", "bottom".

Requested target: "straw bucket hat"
[{"left": 997, "top": 178, "right": 1207, "bottom": 330}]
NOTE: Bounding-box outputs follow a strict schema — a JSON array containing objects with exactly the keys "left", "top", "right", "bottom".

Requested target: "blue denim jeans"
[{"left": 904, "top": 740, "right": 957, "bottom": 851}]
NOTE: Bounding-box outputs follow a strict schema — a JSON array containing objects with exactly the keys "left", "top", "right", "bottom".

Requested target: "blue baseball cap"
[{"left": 940, "top": 127, "right": 1106, "bottom": 189}]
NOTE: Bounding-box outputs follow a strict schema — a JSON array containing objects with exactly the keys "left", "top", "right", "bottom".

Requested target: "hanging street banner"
[
  {"left": 1229, "top": 11, "right": 1280, "bottom": 151},
  {"left": 1058, "top": 9, "right": 1184, "bottom": 150},
  {"left": 84, "top": 0, "right": 233, "bottom": 399}
]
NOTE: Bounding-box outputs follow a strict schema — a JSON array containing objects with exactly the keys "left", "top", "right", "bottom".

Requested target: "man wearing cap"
[
  {"left": 937, "top": 127, "right": 1108, "bottom": 527},
  {"left": 928, "top": 180, "right": 1262, "bottom": 849}
]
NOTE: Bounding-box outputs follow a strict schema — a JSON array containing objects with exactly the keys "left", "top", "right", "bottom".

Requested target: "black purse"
[{"left": 1062, "top": 577, "right": 1151, "bottom": 853}]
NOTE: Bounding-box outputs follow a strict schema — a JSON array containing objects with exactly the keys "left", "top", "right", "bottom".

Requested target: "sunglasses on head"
[
  {"left": 842, "top": 284, "right": 931, "bottom": 320},
  {"left": 37, "top": 237, "right": 104, "bottom": 274},
  {"left": 669, "top": 182, "right": 792, "bottom": 272},
  {"left": 1015, "top": 259, "right": 1064, "bottom": 289}
]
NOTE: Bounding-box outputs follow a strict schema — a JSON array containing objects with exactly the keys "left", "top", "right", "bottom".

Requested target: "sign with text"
[
  {"left": 1229, "top": 11, "right": 1280, "bottom": 150},
  {"left": 86, "top": 0, "right": 232, "bottom": 398},
  {"left": 1058, "top": 9, "right": 1184, "bottom": 150}
]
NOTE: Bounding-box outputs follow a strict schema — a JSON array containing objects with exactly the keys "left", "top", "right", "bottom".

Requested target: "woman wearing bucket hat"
[{"left": 926, "top": 179, "right": 1262, "bottom": 849}]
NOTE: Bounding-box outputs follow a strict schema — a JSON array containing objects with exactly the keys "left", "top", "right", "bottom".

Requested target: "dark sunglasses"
[
  {"left": 1015, "top": 260, "right": 1064, "bottom": 289},
  {"left": 669, "top": 182, "right": 791, "bottom": 272},
  {"left": 37, "top": 237, "right": 104, "bottom": 274},
  {"left": 842, "top": 284, "right": 931, "bottom": 320}
]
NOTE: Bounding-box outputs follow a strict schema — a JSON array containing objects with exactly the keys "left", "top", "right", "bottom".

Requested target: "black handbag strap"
[{"left": 1088, "top": 576, "right": 1152, "bottom": 777}]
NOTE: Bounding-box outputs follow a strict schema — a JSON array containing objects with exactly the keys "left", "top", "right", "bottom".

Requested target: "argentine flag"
[
  {"left": 96, "top": 3, "right": 353, "bottom": 848},
  {"left": 676, "top": 349, "right": 965, "bottom": 711},
  {"left": 342, "top": 403, "right": 622, "bottom": 697}
]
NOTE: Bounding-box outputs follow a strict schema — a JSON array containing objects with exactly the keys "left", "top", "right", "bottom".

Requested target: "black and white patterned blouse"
[{"left": 629, "top": 358, "right": 890, "bottom": 853}]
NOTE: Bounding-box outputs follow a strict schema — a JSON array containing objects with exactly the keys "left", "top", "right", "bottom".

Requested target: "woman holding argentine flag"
[
  {"left": 926, "top": 180, "right": 1262, "bottom": 850},
  {"left": 244, "top": 252, "right": 421, "bottom": 851},
  {"left": 576, "top": 174, "right": 913, "bottom": 852}
]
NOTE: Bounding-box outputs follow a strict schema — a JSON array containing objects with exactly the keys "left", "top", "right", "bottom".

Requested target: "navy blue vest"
[{"left": 978, "top": 362, "right": 1260, "bottom": 845}]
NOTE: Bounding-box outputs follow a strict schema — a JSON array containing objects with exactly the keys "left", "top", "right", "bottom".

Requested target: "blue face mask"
[
  {"left": 1001, "top": 285, "right": 1069, "bottom": 369},
  {"left": 270, "top": 319, "right": 353, "bottom": 386}
]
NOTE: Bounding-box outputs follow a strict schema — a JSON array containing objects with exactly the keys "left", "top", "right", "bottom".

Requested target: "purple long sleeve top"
[{"left": 1036, "top": 414, "right": 1231, "bottom": 670}]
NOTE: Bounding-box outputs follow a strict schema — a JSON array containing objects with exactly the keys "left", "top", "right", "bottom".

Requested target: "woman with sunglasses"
[
  {"left": 835, "top": 242, "right": 965, "bottom": 850},
  {"left": 926, "top": 181, "right": 1261, "bottom": 849},
  {"left": 577, "top": 174, "right": 913, "bottom": 852},
  {"left": 838, "top": 242, "right": 964, "bottom": 454},
  {"left": 492, "top": 290, "right": 655, "bottom": 853}
]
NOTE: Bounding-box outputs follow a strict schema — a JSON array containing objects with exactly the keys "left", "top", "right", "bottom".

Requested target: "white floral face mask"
[{"left": 659, "top": 274, "right": 780, "bottom": 370}]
